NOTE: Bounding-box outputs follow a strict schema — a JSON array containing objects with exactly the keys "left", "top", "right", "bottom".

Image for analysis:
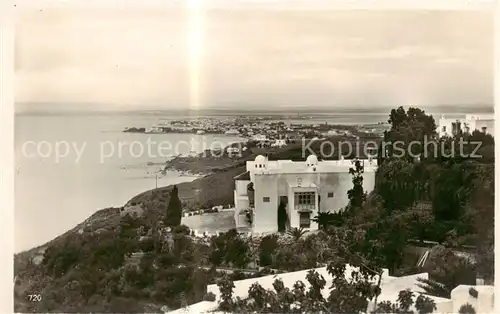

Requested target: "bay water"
[{"left": 14, "top": 114, "right": 243, "bottom": 252}]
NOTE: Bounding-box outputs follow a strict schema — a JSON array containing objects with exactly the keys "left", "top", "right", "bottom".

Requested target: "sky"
[{"left": 15, "top": 8, "right": 494, "bottom": 112}]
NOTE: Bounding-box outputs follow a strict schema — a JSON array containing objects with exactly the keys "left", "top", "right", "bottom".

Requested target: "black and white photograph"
[{"left": 12, "top": 1, "right": 495, "bottom": 313}]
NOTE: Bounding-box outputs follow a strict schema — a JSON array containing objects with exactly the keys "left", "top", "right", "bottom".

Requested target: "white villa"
[
  {"left": 437, "top": 114, "right": 494, "bottom": 138},
  {"left": 233, "top": 154, "right": 377, "bottom": 233}
]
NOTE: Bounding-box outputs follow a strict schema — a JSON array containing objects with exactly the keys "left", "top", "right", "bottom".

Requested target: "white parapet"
[{"left": 451, "top": 285, "right": 495, "bottom": 314}]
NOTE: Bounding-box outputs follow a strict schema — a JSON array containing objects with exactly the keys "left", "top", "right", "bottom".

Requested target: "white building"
[
  {"left": 226, "top": 147, "right": 241, "bottom": 157},
  {"left": 271, "top": 139, "right": 287, "bottom": 148},
  {"left": 252, "top": 134, "right": 267, "bottom": 141},
  {"left": 233, "top": 155, "right": 377, "bottom": 233},
  {"left": 437, "top": 114, "right": 494, "bottom": 138}
]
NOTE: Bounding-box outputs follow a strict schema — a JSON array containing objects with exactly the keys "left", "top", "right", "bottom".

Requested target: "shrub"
[
  {"left": 172, "top": 225, "right": 191, "bottom": 235},
  {"left": 468, "top": 287, "right": 478, "bottom": 298},
  {"left": 230, "top": 270, "right": 247, "bottom": 281},
  {"left": 203, "top": 292, "right": 216, "bottom": 301},
  {"left": 258, "top": 234, "right": 278, "bottom": 267},
  {"left": 138, "top": 238, "right": 155, "bottom": 252},
  {"left": 415, "top": 294, "right": 437, "bottom": 314},
  {"left": 165, "top": 186, "right": 182, "bottom": 227},
  {"left": 458, "top": 303, "right": 476, "bottom": 314}
]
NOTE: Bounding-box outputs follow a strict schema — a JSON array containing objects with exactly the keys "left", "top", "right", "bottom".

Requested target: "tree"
[
  {"left": 467, "top": 166, "right": 494, "bottom": 283},
  {"left": 225, "top": 237, "right": 250, "bottom": 268},
  {"left": 258, "top": 235, "right": 278, "bottom": 267},
  {"left": 172, "top": 232, "right": 195, "bottom": 263},
  {"left": 271, "top": 243, "right": 316, "bottom": 272},
  {"left": 312, "top": 211, "right": 344, "bottom": 229},
  {"left": 217, "top": 275, "right": 235, "bottom": 311},
  {"left": 382, "top": 106, "right": 437, "bottom": 162},
  {"left": 172, "top": 224, "right": 190, "bottom": 235},
  {"left": 374, "top": 290, "right": 437, "bottom": 314},
  {"left": 203, "top": 292, "right": 216, "bottom": 301},
  {"left": 165, "top": 186, "right": 182, "bottom": 227},
  {"left": 417, "top": 245, "right": 475, "bottom": 298},
  {"left": 414, "top": 294, "right": 438, "bottom": 314},
  {"left": 42, "top": 243, "right": 80, "bottom": 278},
  {"left": 458, "top": 303, "right": 476, "bottom": 314},
  {"left": 215, "top": 260, "right": 392, "bottom": 313},
  {"left": 375, "top": 159, "right": 417, "bottom": 214},
  {"left": 431, "top": 163, "right": 472, "bottom": 221},
  {"left": 209, "top": 235, "right": 226, "bottom": 268},
  {"left": 287, "top": 227, "right": 307, "bottom": 241},
  {"left": 346, "top": 160, "right": 366, "bottom": 213}
]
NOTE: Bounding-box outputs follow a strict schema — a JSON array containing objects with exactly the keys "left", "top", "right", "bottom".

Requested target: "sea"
[{"left": 14, "top": 114, "right": 244, "bottom": 253}]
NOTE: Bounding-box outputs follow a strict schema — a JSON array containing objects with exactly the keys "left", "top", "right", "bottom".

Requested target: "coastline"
[
  {"left": 14, "top": 134, "right": 372, "bottom": 255},
  {"left": 15, "top": 169, "right": 203, "bottom": 255}
]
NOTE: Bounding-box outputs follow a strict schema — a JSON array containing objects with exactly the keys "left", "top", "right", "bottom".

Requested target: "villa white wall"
[
  {"left": 234, "top": 193, "right": 249, "bottom": 229},
  {"left": 235, "top": 213, "right": 249, "bottom": 228},
  {"left": 234, "top": 180, "right": 250, "bottom": 221},
  {"left": 318, "top": 172, "right": 340, "bottom": 212},
  {"left": 235, "top": 180, "right": 250, "bottom": 196},
  {"left": 318, "top": 171, "right": 376, "bottom": 213},
  {"left": 237, "top": 198, "right": 249, "bottom": 211},
  {"left": 451, "top": 285, "right": 494, "bottom": 314},
  {"left": 366, "top": 273, "right": 453, "bottom": 313},
  {"left": 242, "top": 157, "right": 377, "bottom": 233},
  {"left": 363, "top": 170, "right": 376, "bottom": 200},
  {"left": 172, "top": 278, "right": 495, "bottom": 314},
  {"left": 320, "top": 173, "right": 351, "bottom": 213},
  {"left": 206, "top": 265, "right": 390, "bottom": 303},
  {"left": 253, "top": 175, "right": 279, "bottom": 233},
  {"left": 166, "top": 301, "right": 218, "bottom": 314},
  {"left": 474, "top": 119, "right": 494, "bottom": 135}
]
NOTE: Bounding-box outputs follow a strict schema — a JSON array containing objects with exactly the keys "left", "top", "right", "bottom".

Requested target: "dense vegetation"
[
  {"left": 164, "top": 185, "right": 182, "bottom": 227},
  {"left": 14, "top": 106, "right": 493, "bottom": 313}
]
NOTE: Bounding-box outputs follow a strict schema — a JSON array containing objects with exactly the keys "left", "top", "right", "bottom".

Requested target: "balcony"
[
  {"left": 294, "top": 203, "right": 315, "bottom": 212},
  {"left": 294, "top": 191, "right": 315, "bottom": 212}
]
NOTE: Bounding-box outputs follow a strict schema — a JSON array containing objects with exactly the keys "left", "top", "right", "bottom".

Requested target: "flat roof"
[
  {"left": 234, "top": 171, "right": 251, "bottom": 181},
  {"left": 248, "top": 159, "right": 377, "bottom": 174}
]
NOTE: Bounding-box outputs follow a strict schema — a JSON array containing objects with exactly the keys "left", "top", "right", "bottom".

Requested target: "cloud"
[{"left": 15, "top": 8, "right": 493, "bottom": 110}]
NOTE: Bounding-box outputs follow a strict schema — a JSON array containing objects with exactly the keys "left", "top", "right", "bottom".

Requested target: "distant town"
[{"left": 123, "top": 115, "right": 391, "bottom": 142}]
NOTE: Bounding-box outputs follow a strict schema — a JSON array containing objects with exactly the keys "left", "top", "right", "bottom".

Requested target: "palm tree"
[
  {"left": 312, "top": 211, "right": 344, "bottom": 229},
  {"left": 287, "top": 227, "right": 307, "bottom": 241},
  {"left": 458, "top": 303, "right": 476, "bottom": 314},
  {"left": 312, "top": 212, "right": 330, "bottom": 230},
  {"left": 416, "top": 277, "right": 450, "bottom": 298},
  {"left": 246, "top": 235, "right": 260, "bottom": 269}
]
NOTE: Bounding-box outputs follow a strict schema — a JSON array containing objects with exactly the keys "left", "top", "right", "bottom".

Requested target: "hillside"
[
  {"left": 14, "top": 135, "right": 379, "bottom": 312},
  {"left": 13, "top": 108, "right": 495, "bottom": 312},
  {"left": 13, "top": 164, "right": 247, "bottom": 312}
]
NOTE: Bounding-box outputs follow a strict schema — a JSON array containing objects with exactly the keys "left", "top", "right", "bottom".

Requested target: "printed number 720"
[{"left": 28, "top": 294, "right": 42, "bottom": 302}]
